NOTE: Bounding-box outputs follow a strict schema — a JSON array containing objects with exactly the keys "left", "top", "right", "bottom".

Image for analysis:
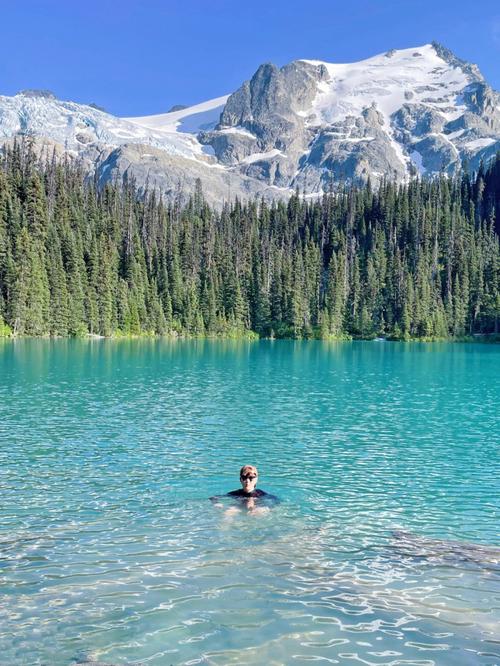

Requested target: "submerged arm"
[{"left": 209, "top": 495, "right": 225, "bottom": 507}]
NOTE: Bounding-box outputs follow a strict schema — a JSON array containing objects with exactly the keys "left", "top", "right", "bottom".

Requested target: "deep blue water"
[{"left": 0, "top": 339, "right": 499, "bottom": 665}]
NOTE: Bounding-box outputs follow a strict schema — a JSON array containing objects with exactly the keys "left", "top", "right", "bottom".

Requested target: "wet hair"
[{"left": 240, "top": 465, "right": 258, "bottom": 477}]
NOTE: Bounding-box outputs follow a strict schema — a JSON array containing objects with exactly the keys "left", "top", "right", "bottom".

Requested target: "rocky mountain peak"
[
  {"left": 168, "top": 104, "right": 188, "bottom": 113},
  {"left": 1, "top": 44, "right": 499, "bottom": 207},
  {"left": 17, "top": 89, "right": 57, "bottom": 100},
  {"left": 431, "top": 41, "right": 483, "bottom": 83}
]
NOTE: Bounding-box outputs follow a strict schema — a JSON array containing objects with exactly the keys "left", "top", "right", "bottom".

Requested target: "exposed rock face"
[
  {"left": 168, "top": 104, "right": 188, "bottom": 112},
  {"left": 93, "top": 143, "right": 285, "bottom": 204},
  {"left": 1, "top": 43, "right": 499, "bottom": 205},
  {"left": 199, "top": 60, "right": 329, "bottom": 188},
  {"left": 218, "top": 60, "right": 327, "bottom": 145},
  {"left": 17, "top": 88, "right": 56, "bottom": 99},
  {"left": 200, "top": 43, "right": 500, "bottom": 189},
  {"left": 88, "top": 102, "right": 107, "bottom": 113},
  {"left": 463, "top": 82, "right": 500, "bottom": 129}
]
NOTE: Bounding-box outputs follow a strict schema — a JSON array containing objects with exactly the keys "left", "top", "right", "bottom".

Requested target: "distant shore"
[{"left": 1, "top": 330, "right": 498, "bottom": 343}]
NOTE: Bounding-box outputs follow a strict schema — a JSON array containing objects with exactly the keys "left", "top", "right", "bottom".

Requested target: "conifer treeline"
[{"left": 0, "top": 140, "right": 499, "bottom": 339}]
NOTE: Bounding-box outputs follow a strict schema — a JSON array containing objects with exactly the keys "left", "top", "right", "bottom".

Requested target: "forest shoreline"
[
  {"left": 1, "top": 142, "right": 499, "bottom": 342},
  {"left": 1, "top": 329, "right": 498, "bottom": 343}
]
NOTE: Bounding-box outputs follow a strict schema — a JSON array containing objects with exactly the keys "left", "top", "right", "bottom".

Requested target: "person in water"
[{"left": 210, "top": 465, "right": 279, "bottom": 514}]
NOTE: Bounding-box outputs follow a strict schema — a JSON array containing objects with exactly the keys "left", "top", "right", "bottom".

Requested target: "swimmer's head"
[{"left": 240, "top": 465, "right": 258, "bottom": 493}]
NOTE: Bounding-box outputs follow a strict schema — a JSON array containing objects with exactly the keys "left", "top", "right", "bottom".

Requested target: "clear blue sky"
[{"left": 2, "top": 0, "right": 499, "bottom": 117}]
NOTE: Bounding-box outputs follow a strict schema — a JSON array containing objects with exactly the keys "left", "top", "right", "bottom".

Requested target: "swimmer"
[{"left": 210, "top": 465, "right": 279, "bottom": 515}]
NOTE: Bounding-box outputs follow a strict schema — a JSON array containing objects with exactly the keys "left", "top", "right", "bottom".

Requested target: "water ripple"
[{"left": 0, "top": 340, "right": 498, "bottom": 665}]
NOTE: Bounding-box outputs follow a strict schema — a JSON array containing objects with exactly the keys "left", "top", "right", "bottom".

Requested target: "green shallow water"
[{"left": 0, "top": 339, "right": 499, "bottom": 666}]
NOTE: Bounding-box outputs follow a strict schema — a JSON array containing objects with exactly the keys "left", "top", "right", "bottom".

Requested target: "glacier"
[{"left": 1, "top": 42, "right": 499, "bottom": 206}]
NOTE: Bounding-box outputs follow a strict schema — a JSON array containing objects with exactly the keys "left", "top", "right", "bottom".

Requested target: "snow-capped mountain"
[{"left": 1, "top": 42, "right": 499, "bottom": 204}]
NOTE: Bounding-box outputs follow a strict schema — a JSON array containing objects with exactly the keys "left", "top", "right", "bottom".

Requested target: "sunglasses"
[{"left": 241, "top": 474, "right": 257, "bottom": 481}]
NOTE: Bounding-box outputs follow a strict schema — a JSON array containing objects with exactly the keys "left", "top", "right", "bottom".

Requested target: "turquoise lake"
[{"left": 0, "top": 339, "right": 499, "bottom": 666}]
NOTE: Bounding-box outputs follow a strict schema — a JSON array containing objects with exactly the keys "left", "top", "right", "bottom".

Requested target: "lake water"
[{"left": 0, "top": 339, "right": 499, "bottom": 666}]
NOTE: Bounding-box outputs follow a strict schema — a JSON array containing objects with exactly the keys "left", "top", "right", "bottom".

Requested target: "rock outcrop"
[{"left": 1, "top": 43, "right": 499, "bottom": 205}]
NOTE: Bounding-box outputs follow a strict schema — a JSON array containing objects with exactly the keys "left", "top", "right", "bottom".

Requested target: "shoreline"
[{"left": 1, "top": 332, "right": 499, "bottom": 343}]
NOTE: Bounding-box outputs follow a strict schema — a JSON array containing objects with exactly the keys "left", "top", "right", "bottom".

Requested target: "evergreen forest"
[{"left": 0, "top": 140, "right": 499, "bottom": 340}]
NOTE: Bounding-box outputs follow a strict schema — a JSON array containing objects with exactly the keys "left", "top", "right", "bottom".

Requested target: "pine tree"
[{"left": 0, "top": 143, "right": 498, "bottom": 340}]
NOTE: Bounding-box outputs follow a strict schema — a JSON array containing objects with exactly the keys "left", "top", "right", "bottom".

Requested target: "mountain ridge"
[{"left": 1, "top": 42, "right": 499, "bottom": 206}]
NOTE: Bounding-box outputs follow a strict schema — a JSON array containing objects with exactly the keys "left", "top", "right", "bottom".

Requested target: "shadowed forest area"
[{"left": 0, "top": 140, "right": 499, "bottom": 340}]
